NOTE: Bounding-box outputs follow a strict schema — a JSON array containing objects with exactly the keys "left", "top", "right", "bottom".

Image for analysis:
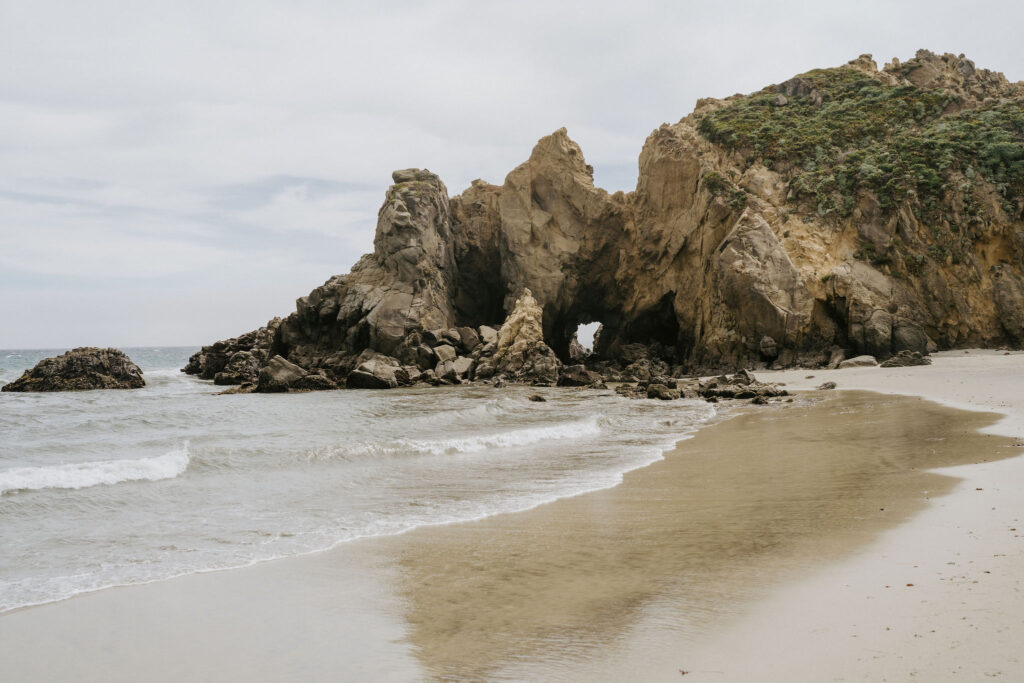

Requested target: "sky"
[{"left": 3, "top": 0, "right": 1023, "bottom": 348}]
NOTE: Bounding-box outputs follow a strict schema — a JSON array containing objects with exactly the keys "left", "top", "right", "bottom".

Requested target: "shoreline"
[
  {"left": 1, "top": 351, "right": 1022, "bottom": 680},
  {"left": 0, "top": 394, "right": 728, "bottom": 618},
  {"left": 681, "top": 349, "right": 1024, "bottom": 680}
]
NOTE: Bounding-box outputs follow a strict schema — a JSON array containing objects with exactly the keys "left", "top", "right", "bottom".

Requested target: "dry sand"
[
  {"left": 1, "top": 350, "right": 1022, "bottom": 682},
  {"left": 681, "top": 349, "right": 1024, "bottom": 682}
]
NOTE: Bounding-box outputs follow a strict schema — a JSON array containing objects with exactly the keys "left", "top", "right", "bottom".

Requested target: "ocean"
[{"left": 0, "top": 348, "right": 719, "bottom": 613}]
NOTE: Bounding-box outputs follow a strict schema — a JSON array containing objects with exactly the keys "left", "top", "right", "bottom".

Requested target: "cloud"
[{"left": 2, "top": 0, "right": 1023, "bottom": 346}]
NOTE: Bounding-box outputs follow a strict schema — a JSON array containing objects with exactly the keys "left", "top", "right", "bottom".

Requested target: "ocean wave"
[
  {"left": 307, "top": 416, "right": 602, "bottom": 461},
  {"left": 0, "top": 443, "right": 190, "bottom": 495}
]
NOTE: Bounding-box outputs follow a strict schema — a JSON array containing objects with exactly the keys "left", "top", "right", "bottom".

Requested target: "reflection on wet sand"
[{"left": 374, "top": 392, "right": 1018, "bottom": 681}]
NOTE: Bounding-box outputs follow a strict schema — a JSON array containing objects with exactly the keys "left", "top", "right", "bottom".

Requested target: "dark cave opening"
[
  {"left": 453, "top": 246, "right": 507, "bottom": 328},
  {"left": 619, "top": 292, "right": 681, "bottom": 353}
]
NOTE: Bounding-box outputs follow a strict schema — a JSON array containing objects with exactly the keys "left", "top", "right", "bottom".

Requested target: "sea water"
[{"left": 0, "top": 348, "right": 716, "bottom": 613}]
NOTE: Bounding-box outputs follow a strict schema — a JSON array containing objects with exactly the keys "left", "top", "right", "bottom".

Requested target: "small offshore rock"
[
  {"left": 2, "top": 347, "right": 145, "bottom": 392},
  {"left": 528, "top": 393, "right": 546, "bottom": 402},
  {"left": 817, "top": 381, "right": 837, "bottom": 390},
  {"left": 751, "top": 395, "right": 769, "bottom": 405}
]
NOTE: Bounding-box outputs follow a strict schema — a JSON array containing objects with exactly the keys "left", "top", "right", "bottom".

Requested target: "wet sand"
[
  {"left": 1, "top": 381, "right": 1019, "bottom": 682},
  {"left": 680, "top": 350, "right": 1024, "bottom": 681}
]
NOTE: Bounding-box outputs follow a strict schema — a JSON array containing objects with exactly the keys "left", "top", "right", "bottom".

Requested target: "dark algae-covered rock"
[{"left": 2, "top": 348, "right": 145, "bottom": 392}]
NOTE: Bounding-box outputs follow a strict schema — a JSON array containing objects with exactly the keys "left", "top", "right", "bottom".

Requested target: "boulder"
[
  {"left": 346, "top": 356, "right": 400, "bottom": 389},
  {"left": 647, "top": 383, "right": 681, "bottom": 400},
  {"left": 879, "top": 350, "right": 932, "bottom": 368},
  {"left": 415, "top": 344, "right": 437, "bottom": 370},
  {"left": 697, "top": 371, "right": 787, "bottom": 401},
  {"left": 473, "top": 361, "right": 495, "bottom": 380},
  {"left": 557, "top": 364, "right": 602, "bottom": 387},
  {"left": 290, "top": 373, "right": 339, "bottom": 391},
  {"left": 817, "top": 381, "right": 837, "bottom": 390},
  {"left": 478, "top": 325, "right": 498, "bottom": 345},
  {"left": 838, "top": 355, "right": 878, "bottom": 369},
  {"left": 435, "top": 360, "right": 460, "bottom": 383},
  {"left": 452, "top": 356, "right": 475, "bottom": 378},
  {"left": 422, "top": 329, "right": 446, "bottom": 347},
  {"left": 256, "top": 355, "right": 308, "bottom": 393},
  {"left": 434, "top": 344, "right": 457, "bottom": 363},
  {"left": 213, "top": 350, "right": 259, "bottom": 386},
  {"left": 2, "top": 347, "right": 144, "bottom": 392},
  {"left": 442, "top": 329, "right": 462, "bottom": 348},
  {"left": 457, "top": 327, "right": 481, "bottom": 351},
  {"left": 614, "top": 383, "right": 647, "bottom": 399}
]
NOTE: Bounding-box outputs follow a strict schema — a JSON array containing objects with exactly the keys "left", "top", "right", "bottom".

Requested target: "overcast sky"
[{"left": 2, "top": 0, "right": 1022, "bottom": 348}]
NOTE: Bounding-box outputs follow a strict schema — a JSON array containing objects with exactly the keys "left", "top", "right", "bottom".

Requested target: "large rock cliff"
[{"left": 186, "top": 50, "right": 1024, "bottom": 388}]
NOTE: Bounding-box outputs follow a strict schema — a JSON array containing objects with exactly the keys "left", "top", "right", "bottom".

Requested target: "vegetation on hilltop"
[{"left": 697, "top": 67, "right": 1024, "bottom": 222}]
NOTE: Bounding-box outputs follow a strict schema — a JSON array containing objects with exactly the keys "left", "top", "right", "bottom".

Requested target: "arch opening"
[{"left": 575, "top": 322, "right": 601, "bottom": 352}]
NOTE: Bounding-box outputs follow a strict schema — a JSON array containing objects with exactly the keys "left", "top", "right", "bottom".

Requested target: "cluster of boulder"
[
  {"left": 205, "top": 289, "right": 566, "bottom": 393},
  {"left": 613, "top": 369, "right": 788, "bottom": 404},
  {"left": 2, "top": 348, "right": 145, "bottom": 392}
]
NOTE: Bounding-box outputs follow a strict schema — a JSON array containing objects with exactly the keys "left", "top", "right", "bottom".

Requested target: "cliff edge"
[{"left": 185, "top": 50, "right": 1024, "bottom": 389}]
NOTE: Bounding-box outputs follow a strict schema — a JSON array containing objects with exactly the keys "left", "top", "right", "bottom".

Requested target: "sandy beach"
[
  {"left": 683, "top": 349, "right": 1024, "bottom": 681},
  {"left": 2, "top": 351, "right": 1023, "bottom": 681}
]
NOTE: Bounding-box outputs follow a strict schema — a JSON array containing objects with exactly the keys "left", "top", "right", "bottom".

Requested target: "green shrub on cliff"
[{"left": 697, "top": 68, "right": 1024, "bottom": 218}]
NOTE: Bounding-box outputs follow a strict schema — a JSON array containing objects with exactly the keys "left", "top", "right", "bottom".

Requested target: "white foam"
[
  {"left": 312, "top": 416, "right": 602, "bottom": 461},
  {"left": 0, "top": 443, "right": 190, "bottom": 495}
]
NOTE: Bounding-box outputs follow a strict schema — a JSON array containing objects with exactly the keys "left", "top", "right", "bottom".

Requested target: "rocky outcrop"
[
  {"left": 3, "top": 348, "right": 144, "bottom": 392},
  {"left": 185, "top": 318, "right": 281, "bottom": 381},
  {"left": 186, "top": 50, "right": 1024, "bottom": 388},
  {"left": 485, "top": 289, "right": 561, "bottom": 384}
]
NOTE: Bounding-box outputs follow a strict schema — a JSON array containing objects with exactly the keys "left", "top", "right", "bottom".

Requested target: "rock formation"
[
  {"left": 186, "top": 50, "right": 1024, "bottom": 388},
  {"left": 3, "top": 348, "right": 145, "bottom": 392}
]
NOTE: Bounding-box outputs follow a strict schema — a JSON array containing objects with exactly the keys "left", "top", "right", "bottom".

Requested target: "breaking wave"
[
  {"left": 0, "top": 443, "right": 190, "bottom": 495},
  {"left": 307, "top": 416, "right": 601, "bottom": 461}
]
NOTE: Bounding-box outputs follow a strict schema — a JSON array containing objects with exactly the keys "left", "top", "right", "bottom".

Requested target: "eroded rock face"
[
  {"left": 186, "top": 51, "right": 1024, "bottom": 387},
  {"left": 3, "top": 348, "right": 144, "bottom": 392},
  {"left": 489, "top": 289, "right": 561, "bottom": 384}
]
